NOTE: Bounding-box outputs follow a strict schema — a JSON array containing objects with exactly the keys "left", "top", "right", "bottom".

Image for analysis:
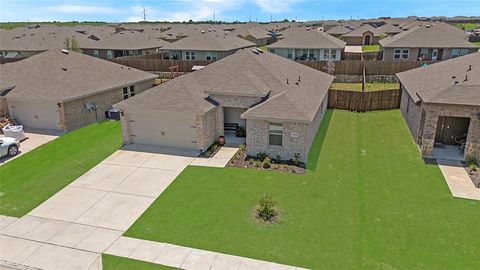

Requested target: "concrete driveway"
[{"left": 0, "top": 132, "right": 58, "bottom": 165}]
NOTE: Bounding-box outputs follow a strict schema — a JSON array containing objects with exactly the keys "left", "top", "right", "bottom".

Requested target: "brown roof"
[
  {"left": 325, "top": 25, "right": 352, "bottom": 35},
  {"left": 342, "top": 24, "right": 383, "bottom": 37},
  {"left": 397, "top": 52, "right": 480, "bottom": 106},
  {"left": 376, "top": 24, "right": 403, "bottom": 35},
  {"left": 380, "top": 22, "right": 477, "bottom": 48},
  {"left": 79, "top": 30, "right": 170, "bottom": 50},
  {"left": 268, "top": 28, "right": 346, "bottom": 49},
  {"left": 161, "top": 31, "right": 255, "bottom": 52},
  {"left": 1, "top": 50, "right": 157, "bottom": 101},
  {"left": 116, "top": 49, "right": 334, "bottom": 122}
]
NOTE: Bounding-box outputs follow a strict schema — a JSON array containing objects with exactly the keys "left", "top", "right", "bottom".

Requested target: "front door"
[
  {"left": 432, "top": 49, "right": 438, "bottom": 61},
  {"left": 435, "top": 116, "right": 470, "bottom": 145},
  {"left": 364, "top": 35, "right": 371, "bottom": 45}
]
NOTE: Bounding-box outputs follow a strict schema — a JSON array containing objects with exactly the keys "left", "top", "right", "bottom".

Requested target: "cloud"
[
  {"left": 253, "top": 0, "right": 303, "bottom": 13},
  {"left": 46, "top": 5, "right": 119, "bottom": 14}
]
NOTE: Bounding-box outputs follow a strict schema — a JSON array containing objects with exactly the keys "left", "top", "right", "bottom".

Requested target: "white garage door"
[
  {"left": 8, "top": 100, "right": 61, "bottom": 130},
  {"left": 128, "top": 111, "right": 198, "bottom": 150}
]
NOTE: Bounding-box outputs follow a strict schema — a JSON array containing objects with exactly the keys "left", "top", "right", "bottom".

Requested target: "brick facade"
[
  {"left": 400, "top": 87, "right": 480, "bottom": 161},
  {"left": 60, "top": 79, "right": 155, "bottom": 132},
  {"left": 0, "top": 97, "right": 8, "bottom": 117}
]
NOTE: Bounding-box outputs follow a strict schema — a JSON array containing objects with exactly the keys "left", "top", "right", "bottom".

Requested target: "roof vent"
[
  {"left": 451, "top": 76, "right": 456, "bottom": 79},
  {"left": 252, "top": 49, "right": 259, "bottom": 55},
  {"left": 467, "top": 64, "right": 472, "bottom": 71},
  {"left": 61, "top": 67, "right": 67, "bottom": 71},
  {"left": 256, "top": 48, "right": 263, "bottom": 54},
  {"left": 464, "top": 74, "right": 468, "bottom": 82},
  {"left": 425, "top": 24, "right": 431, "bottom": 28},
  {"left": 61, "top": 49, "right": 69, "bottom": 54},
  {"left": 286, "top": 79, "right": 289, "bottom": 84},
  {"left": 454, "top": 81, "right": 459, "bottom": 84},
  {"left": 201, "top": 30, "right": 206, "bottom": 33}
]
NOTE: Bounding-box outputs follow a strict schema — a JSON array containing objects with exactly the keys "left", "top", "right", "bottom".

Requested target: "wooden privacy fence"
[
  {"left": 327, "top": 89, "right": 401, "bottom": 112},
  {"left": 110, "top": 58, "right": 214, "bottom": 72}
]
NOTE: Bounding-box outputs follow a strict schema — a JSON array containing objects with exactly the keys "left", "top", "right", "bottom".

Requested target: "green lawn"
[
  {"left": 362, "top": 44, "right": 380, "bottom": 52},
  {"left": 0, "top": 121, "right": 122, "bottom": 217},
  {"left": 102, "top": 254, "right": 178, "bottom": 270},
  {"left": 125, "top": 110, "right": 479, "bottom": 269},
  {"left": 474, "top": 41, "right": 480, "bottom": 47},
  {"left": 330, "top": 82, "right": 399, "bottom": 92}
]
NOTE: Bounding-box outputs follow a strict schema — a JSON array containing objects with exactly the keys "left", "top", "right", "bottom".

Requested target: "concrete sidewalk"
[{"left": 437, "top": 159, "right": 480, "bottom": 200}]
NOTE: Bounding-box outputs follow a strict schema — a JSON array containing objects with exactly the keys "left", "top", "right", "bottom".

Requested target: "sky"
[{"left": 0, "top": 0, "right": 479, "bottom": 23}]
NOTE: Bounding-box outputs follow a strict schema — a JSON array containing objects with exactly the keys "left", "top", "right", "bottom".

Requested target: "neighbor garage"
[
  {"left": 125, "top": 110, "right": 198, "bottom": 150},
  {"left": 8, "top": 99, "right": 61, "bottom": 130}
]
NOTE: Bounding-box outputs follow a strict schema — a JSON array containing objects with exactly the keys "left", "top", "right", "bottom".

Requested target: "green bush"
[
  {"left": 248, "top": 158, "right": 254, "bottom": 165},
  {"left": 263, "top": 157, "right": 271, "bottom": 169},
  {"left": 239, "top": 144, "right": 246, "bottom": 151},
  {"left": 292, "top": 153, "right": 301, "bottom": 166},
  {"left": 254, "top": 160, "right": 261, "bottom": 168},
  {"left": 256, "top": 194, "right": 277, "bottom": 222},
  {"left": 257, "top": 152, "right": 268, "bottom": 162},
  {"left": 235, "top": 127, "right": 246, "bottom": 137},
  {"left": 468, "top": 160, "right": 478, "bottom": 172}
]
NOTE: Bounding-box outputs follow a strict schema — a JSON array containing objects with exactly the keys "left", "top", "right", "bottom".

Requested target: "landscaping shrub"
[
  {"left": 292, "top": 153, "right": 301, "bottom": 166},
  {"left": 468, "top": 160, "right": 478, "bottom": 172},
  {"left": 263, "top": 157, "right": 271, "bottom": 169},
  {"left": 256, "top": 194, "right": 278, "bottom": 222},
  {"left": 254, "top": 160, "right": 261, "bottom": 168},
  {"left": 235, "top": 127, "right": 246, "bottom": 137},
  {"left": 239, "top": 144, "right": 246, "bottom": 151},
  {"left": 257, "top": 152, "right": 268, "bottom": 162}
]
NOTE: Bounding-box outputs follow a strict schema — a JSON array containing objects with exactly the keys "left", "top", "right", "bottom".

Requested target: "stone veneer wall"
[
  {"left": 420, "top": 103, "right": 480, "bottom": 161},
  {"left": 59, "top": 79, "right": 155, "bottom": 132},
  {"left": 246, "top": 119, "right": 310, "bottom": 162},
  {"left": 0, "top": 97, "right": 8, "bottom": 117}
]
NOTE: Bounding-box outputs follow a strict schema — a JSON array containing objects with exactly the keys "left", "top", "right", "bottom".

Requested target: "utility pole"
[
  {"left": 213, "top": 10, "right": 216, "bottom": 22},
  {"left": 142, "top": 6, "right": 147, "bottom": 22},
  {"left": 249, "top": 13, "right": 251, "bottom": 22},
  {"left": 270, "top": 14, "right": 273, "bottom": 23}
]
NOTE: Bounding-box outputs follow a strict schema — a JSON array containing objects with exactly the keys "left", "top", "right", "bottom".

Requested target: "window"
[
  {"left": 269, "top": 122, "right": 283, "bottom": 146},
  {"left": 330, "top": 49, "right": 337, "bottom": 60},
  {"left": 394, "top": 48, "right": 409, "bottom": 59},
  {"left": 206, "top": 51, "right": 217, "bottom": 61},
  {"left": 308, "top": 49, "right": 314, "bottom": 59},
  {"left": 129, "top": 85, "right": 135, "bottom": 97},
  {"left": 123, "top": 87, "right": 129, "bottom": 100},
  {"left": 419, "top": 48, "right": 428, "bottom": 59},
  {"left": 287, "top": 49, "right": 293, "bottom": 59},
  {"left": 451, "top": 48, "right": 469, "bottom": 58},
  {"left": 93, "top": 50, "right": 99, "bottom": 58},
  {"left": 269, "top": 48, "right": 275, "bottom": 54},
  {"left": 185, "top": 51, "right": 196, "bottom": 60},
  {"left": 107, "top": 50, "right": 113, "bottom": 59},
  {"left": 323, "top": 49, "right": 330, "bottom": 60}
]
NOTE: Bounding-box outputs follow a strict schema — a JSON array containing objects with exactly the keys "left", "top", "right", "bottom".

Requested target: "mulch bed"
[{"left": 228, "top": 150, "right": 305, "bottom": 174}]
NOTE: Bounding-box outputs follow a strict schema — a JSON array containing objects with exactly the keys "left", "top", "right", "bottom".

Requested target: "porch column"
[{"left": 215, "top": 106, "right": 224, "bottom": 137}]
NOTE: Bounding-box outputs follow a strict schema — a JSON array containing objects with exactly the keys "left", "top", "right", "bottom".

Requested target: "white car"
[{"left": 0, "top": 137, "right": 20, "bottom": 157}]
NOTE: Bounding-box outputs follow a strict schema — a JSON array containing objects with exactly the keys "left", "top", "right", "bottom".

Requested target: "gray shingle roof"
[
  {"left": 1, "top": 50, "right": 157, "bottom": 101},
  {"left": 116, "top": 49, "right": 334, "bottom": 122},
  {"left": 342, "top": 24, "right": 383, "bottom": 37},
  {"left": 397, "top": 52, "right": 480, "bottom": 106},
  {"left": 325, "top": 25, "right": 352, "bottom": 35},
  {"left": 380, "top": 22, "right": 477, "bottom": 48},
  {"left": 268, "top": 28, "right": 346, "bottom": 49},
  {"left": 160, "top": 31, "right": 255, "bottom": 51}
]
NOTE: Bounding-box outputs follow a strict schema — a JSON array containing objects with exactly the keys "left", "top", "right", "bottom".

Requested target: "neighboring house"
[
  {"left": 379, "top": 22, "right": 478, "bottom": 61},
  {"left": 397, "top": 52, "right": 480, "bottom": 161},
  {"left": 341, "top": 24, "right": 384, "bottom": 45},
  {"left": 161, "top": 31, "right": 255, "bottom": 61},
  {"left": 0, "top": 49, "right": 157, "bottom": 132},
  {"left": 325, "top": 25, "right": 353, "bottom": 38},
  {"left": 376, "top": 24, "right": 404, "bottom": 36},
  {"left": 267, "top": 28, "right": 346, "bottom": 61},
  {"left": 236, "top": 28, "right": 273, "bottom": 46},
  {"left": 80, "top": 31, "right": 170, "bottom": 59},
  {"left": 114, "top": 48, "right": 334, "bottom": 163}
]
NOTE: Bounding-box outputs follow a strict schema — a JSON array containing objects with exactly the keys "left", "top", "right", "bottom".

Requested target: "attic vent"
[
  {"left": 256, "top": 48, "right": 263, "bottom": 54},
  {"left": 61, "top": 67, "right": 68, "bottom": 71},
  {"left": 451, "top": 76, "right": 456, "bottom": 79},
  {"left": 201, "top": 30, "right": 206, "bottom": 33},
  {"left": 425, "top": 24, "right": 431, "bottom": 28},
  {"left": 61, "top": 49, "right": 69, "bottom": 54},
  {"left": 252, "top": 49, "right": 259, "bottom": 55}
]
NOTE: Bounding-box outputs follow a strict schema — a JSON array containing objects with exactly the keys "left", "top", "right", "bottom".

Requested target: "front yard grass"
[
  {"left": 330, "top": 82, "right": 399, "bottom": 92},
  {"left": 0, "top": 121, "right": 122, "bottom": 217},
  {"left": 362, "top": 44, "right": 380, "bottom": 52},
  {"left": 102, "top": 254, "right": 178, "bottom": 270},
  {"left": 125, "top": 110, "right": 479, "bottom": 269}
]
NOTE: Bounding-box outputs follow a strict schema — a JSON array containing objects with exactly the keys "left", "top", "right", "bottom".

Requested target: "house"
[
  {"left": 160, "top": 31, "right": 255, "bottom": 61},
  {"left": 397, "top": 52, "right": 480, "bottom": 161},
  {"left": 0, "top": 49, "right": 157, "bottom": 132},
  {"left": 376, "top": 24, "right": 403, "bottom": 36},
  {"left": 236, "top": 28, "right": 273, "bottom": 46},
  {"left": 114, "top": 48, "right": 334, "bottom": 163},
  {"left": 341, "top": 24, "right": 384, "bottom": 45},
  {"left": 80, "top": 30, "right": 170, "bottom": 59},
  {"left": 379, "top": 22, "right": 478, "bottom": 61},
  {"left": 267, "top": 28, "right": 346, "bottom": 61},
  {"left": 325, "top": 25, "right": 353, "bottom": 38}
]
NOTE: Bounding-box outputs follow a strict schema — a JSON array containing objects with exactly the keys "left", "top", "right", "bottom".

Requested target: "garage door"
[
  {"left": 128, "top": 111, "right": 198, "bottom": 150},
  {"left": 8, "top": 100, "right": 61, "bottom": 130}
]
